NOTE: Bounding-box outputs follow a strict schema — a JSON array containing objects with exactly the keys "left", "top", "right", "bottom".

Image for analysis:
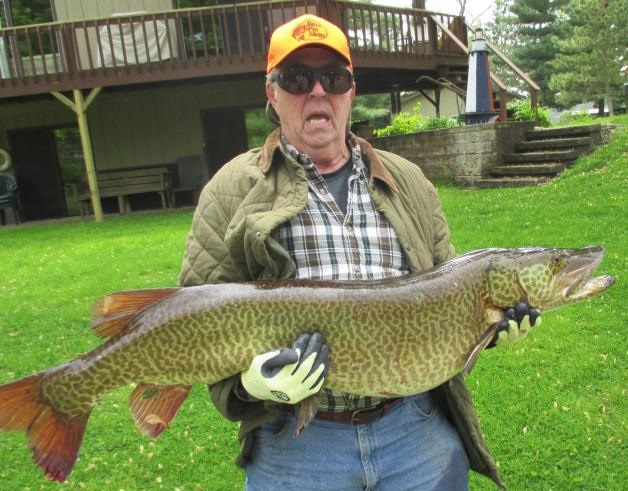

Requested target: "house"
[
  {"left": 400, "top": 86, "right": 465, "bottom": 118},
  {"left": 0, "top": 0, "right": 470, "bottom": 222}
]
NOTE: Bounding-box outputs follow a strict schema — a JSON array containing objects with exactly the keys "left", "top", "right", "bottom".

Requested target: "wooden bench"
[{"left": 71, "top": 167, "right": 172, "bottom": 216}]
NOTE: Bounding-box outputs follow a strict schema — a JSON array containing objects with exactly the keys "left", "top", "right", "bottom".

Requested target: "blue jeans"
[{"left": 245, "top": 392, "right": 470, "bottom": 491}]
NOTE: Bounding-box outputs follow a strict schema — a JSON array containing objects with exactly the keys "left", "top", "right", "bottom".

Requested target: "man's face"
[{"left": 266, "top": 47, "right": 355, "bottom": 156}]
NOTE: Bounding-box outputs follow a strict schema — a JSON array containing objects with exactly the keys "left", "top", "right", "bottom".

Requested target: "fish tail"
[{"left": 0, "top": 373, "right": 90, "bottom": 482}]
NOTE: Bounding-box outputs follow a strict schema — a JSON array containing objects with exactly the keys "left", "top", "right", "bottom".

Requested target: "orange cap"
[{"left": 266, "top": 14, "right": 352, "bottom": 73}]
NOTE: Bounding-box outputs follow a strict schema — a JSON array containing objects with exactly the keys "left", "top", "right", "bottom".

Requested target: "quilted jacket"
[{"left": 179, "top": 129, "right": 504, "bottom": 488}]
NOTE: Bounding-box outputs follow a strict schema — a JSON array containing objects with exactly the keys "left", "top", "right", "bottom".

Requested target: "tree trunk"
[{"left": 604, "top": 80, "right": 614, "bottom": 116}]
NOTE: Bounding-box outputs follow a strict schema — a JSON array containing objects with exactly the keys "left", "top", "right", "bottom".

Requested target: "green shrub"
[
  {"left": 558, "top": 110, "right": 596, "bottom": 126},
  {"left": 245, "top": 108, "right": 276, "bottom": 148},
  {"left": 507, "top": 99, "right": 552, "bottom": 127},
  {"left": 373, "top": 103, "right": 460, "bottom": 137}
]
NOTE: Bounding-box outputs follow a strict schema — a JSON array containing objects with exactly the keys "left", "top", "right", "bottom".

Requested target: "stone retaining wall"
[{"left": 371, "top": 121, "right": 535, "bottom": 184}]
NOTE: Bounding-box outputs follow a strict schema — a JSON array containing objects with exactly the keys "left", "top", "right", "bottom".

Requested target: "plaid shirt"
[{"left": 275, "top": 134, "right": 409, "bottom": 412}]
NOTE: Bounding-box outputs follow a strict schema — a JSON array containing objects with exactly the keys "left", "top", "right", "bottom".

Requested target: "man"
[{"left": 179, "top": 14, "right": 539, "bottom": 490}]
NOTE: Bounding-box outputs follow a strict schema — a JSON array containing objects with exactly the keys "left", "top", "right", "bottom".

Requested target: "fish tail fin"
[{"left": 0, "top": 373, "right": 90, "bottom": 482}]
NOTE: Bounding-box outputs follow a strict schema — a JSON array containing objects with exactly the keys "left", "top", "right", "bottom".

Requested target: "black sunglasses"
[{"left": 272, "top": 64, "right": 354, "bottom": 95}]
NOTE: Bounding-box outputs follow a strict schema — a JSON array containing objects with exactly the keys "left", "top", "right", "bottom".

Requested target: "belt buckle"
[
  {"left": 350, "top": 406, "right": 378, "bottom": 425},
  {"left": 350, "top": 408, "right": 365, "bottom": 425}
]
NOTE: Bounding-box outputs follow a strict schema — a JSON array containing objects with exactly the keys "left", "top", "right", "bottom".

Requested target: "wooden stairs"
[{"left": 475, "top": 124, "right": 603, "bottom": 188}]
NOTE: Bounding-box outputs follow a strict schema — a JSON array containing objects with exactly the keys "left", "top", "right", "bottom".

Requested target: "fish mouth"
[{"left": 559, "top": 246, "right": 615, "bottom": 300}]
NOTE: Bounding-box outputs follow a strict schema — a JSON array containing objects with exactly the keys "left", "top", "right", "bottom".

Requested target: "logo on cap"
[{"left": 292, "top": 20, "right": 328, "bottom": 42}]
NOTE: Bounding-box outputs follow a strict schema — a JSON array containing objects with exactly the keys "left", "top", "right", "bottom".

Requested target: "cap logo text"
[{"left": 292, "top": 20, "right": 328, "bottom": 42}]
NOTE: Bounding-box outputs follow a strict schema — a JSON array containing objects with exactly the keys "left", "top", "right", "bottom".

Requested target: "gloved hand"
[
  {"left": 493, "top": 301, "right": 542, "bottom": 347},
  {"left": 240, "top": 332, "right": 330, "bottom": 404}
]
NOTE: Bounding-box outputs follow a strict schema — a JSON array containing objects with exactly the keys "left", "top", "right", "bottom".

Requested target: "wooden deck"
[{"left": 0, "top": 0, "right": 468, "bottom": 99}]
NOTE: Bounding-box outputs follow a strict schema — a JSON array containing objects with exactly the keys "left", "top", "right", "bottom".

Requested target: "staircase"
[{"left": 475, "top": 124, "right": 602, "bottom": 188}]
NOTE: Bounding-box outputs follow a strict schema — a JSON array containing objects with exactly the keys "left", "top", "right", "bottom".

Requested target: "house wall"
[
  {"left": 53, "top": 0, "right": 175, "bottom": 21},
  {"left": 401, "top": 89, "right": 465, "bottom": 119},
  {"left": 89, "top": 78, "right": 266, "bottom": 169},
  {"left": 0, "top": 77, "right": 266, "bottom": 171},
  {"left": 0, "top": 99, "right": 75, "bottom": 149},
  {"left": 53, "top": 0, "right": 179, "bottom": 70}
]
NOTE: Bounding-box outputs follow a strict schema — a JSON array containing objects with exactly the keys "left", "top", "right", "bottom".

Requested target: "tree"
[
  {"left": 453, "top": 0, "right": 468, "bottom": 17},
  {"left": 507, "top": 0, "right": 570, "bottom": 106},
  {"left": 486, "top": 0, "right": 516, "bottom": 47},
  {"left": 484, "top": 0, "right": 522, "bottom": 91},
  {"left": 351, "top": 93, "right": 391, "bottom": 123},
  {"left": 549, "top": 0, "right": 628, "bottom": 114},
  {"left": 1, "top": 0, "right": 52, "bottom": 26}
]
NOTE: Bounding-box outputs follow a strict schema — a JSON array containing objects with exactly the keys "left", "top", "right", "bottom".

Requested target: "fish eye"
[{"left": 550, "top": 254, "right": 563, "bottom": 268}]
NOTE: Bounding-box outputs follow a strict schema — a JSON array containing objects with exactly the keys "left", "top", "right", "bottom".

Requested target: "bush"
[
  {"left": 558, "top": 110, "right": 596, "bottom": 126},
  {"left": 245, "top": 108, "right": 276, "bottom": 148},
  {"left": 507, "top": 99, "right": 552, "bottom": 127},
  {"left": 373, "top": 103, "right": 460, "bottom": 137}
]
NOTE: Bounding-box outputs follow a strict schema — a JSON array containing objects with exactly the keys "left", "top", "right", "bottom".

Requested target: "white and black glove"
[
  {"left": 492, "top": 301, "right": 542, "bottom": 347},
  {"left": 240, "top": 332, "right": 330, "bottom": 404}
]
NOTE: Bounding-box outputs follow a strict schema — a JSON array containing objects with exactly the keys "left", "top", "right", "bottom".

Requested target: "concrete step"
[
  {"left": 474, "top": 177, "right": 551, "bottom": 188},
  {"left": 525, "top": 124, "right": 601, "bottom": 141},
  {"left": 491, "top": 163, "right": 566, "bottom": 176},
  {"left": 467, "top": 124, "right": 603, "bottom": 189},
  {"left": 515, "top": 136, "right": 592, "bottom": 151},
  {"left": 504, "top": 149, "right": 581, "bottom": 163}
]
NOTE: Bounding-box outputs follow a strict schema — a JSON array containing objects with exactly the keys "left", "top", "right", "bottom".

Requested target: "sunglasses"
[{"left": 272, "top": 64, "right": 354, "bottom": 95}]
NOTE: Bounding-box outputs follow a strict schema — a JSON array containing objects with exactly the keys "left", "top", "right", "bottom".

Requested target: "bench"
[{"left": 71, "top": 167, "right": 172, "bottom": 216}]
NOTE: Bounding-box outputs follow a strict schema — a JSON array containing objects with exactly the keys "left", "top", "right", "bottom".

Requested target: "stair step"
[
  {"left": 525, "top": 124, "right": 601, "bottom": 140},
  {"left": 474, "top": 177, "right": 551, "bottom": 188},
  {"left": 504, "top": 149, "right": 580, "bottom": 163},
  {"left": 491, "top": 163, "right": 566, "bottom": 176},
  {"left": 515, "top": 137, "right": 592, "bottom": 151}
]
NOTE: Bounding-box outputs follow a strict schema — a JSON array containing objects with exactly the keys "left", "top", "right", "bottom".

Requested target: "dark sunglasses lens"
[
  {"left": 279, "top": 69, "right": 312, "bottom": 94},
  {"left": 321, "top": 68, "right": 353, "bottom": 94},
  {"left": 278, "top": 66, "right": 352, "bottom": 94}
]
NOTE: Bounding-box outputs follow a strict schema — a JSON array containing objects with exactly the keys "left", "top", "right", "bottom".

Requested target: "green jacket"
[{"left": 179, "top": 129, "right": 504, "bottom": 488}]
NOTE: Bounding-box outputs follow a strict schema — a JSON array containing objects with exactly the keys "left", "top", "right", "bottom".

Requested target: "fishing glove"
[
  {"left": 493, "top": 301, "right": 542, "bottom": 347},
  {"left": 240, "top": 332, "right": 330, "bottom": 404}
]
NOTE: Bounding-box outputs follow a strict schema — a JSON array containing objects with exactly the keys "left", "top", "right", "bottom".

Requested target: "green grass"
[
  {"left": 439, "top": 116, "right": 627, "bottom": 490},
  {"left": 1, "top": 118, "right": 626, "bottom": 490}
]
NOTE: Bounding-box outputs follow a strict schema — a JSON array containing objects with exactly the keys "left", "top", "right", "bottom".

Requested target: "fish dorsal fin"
[
  {"left": 129, "top": 383, "right": 192, "bottom": 439},
  {"left": 91, "top": 288, "right": 180, "bottom": 339},
  {"left": 463, "top": 323, "right": 500, "bottom": 375}
]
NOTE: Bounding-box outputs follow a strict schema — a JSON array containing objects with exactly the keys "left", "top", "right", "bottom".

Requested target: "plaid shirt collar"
[
  {"left": 259, "top": 128, "right": 399, "bottom": 193},
  {"left": 279, "top": 132, "right": 367, "bottom": 180}
]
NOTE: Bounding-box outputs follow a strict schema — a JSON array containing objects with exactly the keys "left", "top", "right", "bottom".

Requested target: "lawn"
[{"left": 0, "top": 118, "right": 626, "bottom": 490}]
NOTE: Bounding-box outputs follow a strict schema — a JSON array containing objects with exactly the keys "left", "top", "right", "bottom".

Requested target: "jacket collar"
[{"left": 259, "top": 128, "right": 399, "bottom": 193}]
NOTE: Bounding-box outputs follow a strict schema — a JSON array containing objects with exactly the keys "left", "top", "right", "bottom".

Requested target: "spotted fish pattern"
[{"left": 0, "top": 246, "right": 615, "bottom": 482}]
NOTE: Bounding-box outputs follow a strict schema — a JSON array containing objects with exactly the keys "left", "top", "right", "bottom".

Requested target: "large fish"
[{"left": 0, "top": 246, "right": 614, "bottom": 481}]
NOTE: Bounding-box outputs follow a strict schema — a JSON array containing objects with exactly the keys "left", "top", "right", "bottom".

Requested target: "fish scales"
[
  {"left": 43, "top": 259, "right": 491, "bottom": 417},
  {"left": 0, "top": 246, "right": 615, "bottom": 482}
]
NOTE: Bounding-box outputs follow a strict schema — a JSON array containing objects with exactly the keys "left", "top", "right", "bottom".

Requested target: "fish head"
[{"left": 487, "top": 246, "right": 614, "bottom": 311}]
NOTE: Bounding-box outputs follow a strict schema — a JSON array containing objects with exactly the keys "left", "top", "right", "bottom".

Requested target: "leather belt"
[{"left": 282, "top": 398, "right": 402, "bottom": 425}]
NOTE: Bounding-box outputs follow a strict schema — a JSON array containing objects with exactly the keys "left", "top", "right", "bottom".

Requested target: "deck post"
[{"left": 51, "top": 88, "right": 104, "bottom": 222}]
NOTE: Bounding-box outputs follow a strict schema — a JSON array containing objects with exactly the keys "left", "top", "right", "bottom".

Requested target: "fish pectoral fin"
[
  {"left": 129, "top": 383, "right": 191, "bottom": 439},
  {"left": 91, "top": 288, "right": 181, "bottom": 338},
  {"left": 462, "top": 323, "right": 500, "bottom": 375}
]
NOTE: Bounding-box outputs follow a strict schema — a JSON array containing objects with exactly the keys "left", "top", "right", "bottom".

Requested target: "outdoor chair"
[
  {"left": 171, "top": 155, "right": 207, "bottom": 206},
  {"left": 0, "top": 173, "right": 21, "bottom": 225}
]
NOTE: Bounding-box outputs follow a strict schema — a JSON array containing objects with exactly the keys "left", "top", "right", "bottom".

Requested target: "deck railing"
[{"left": 0, "top": 0, "right": 466, "bottom": 98}]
